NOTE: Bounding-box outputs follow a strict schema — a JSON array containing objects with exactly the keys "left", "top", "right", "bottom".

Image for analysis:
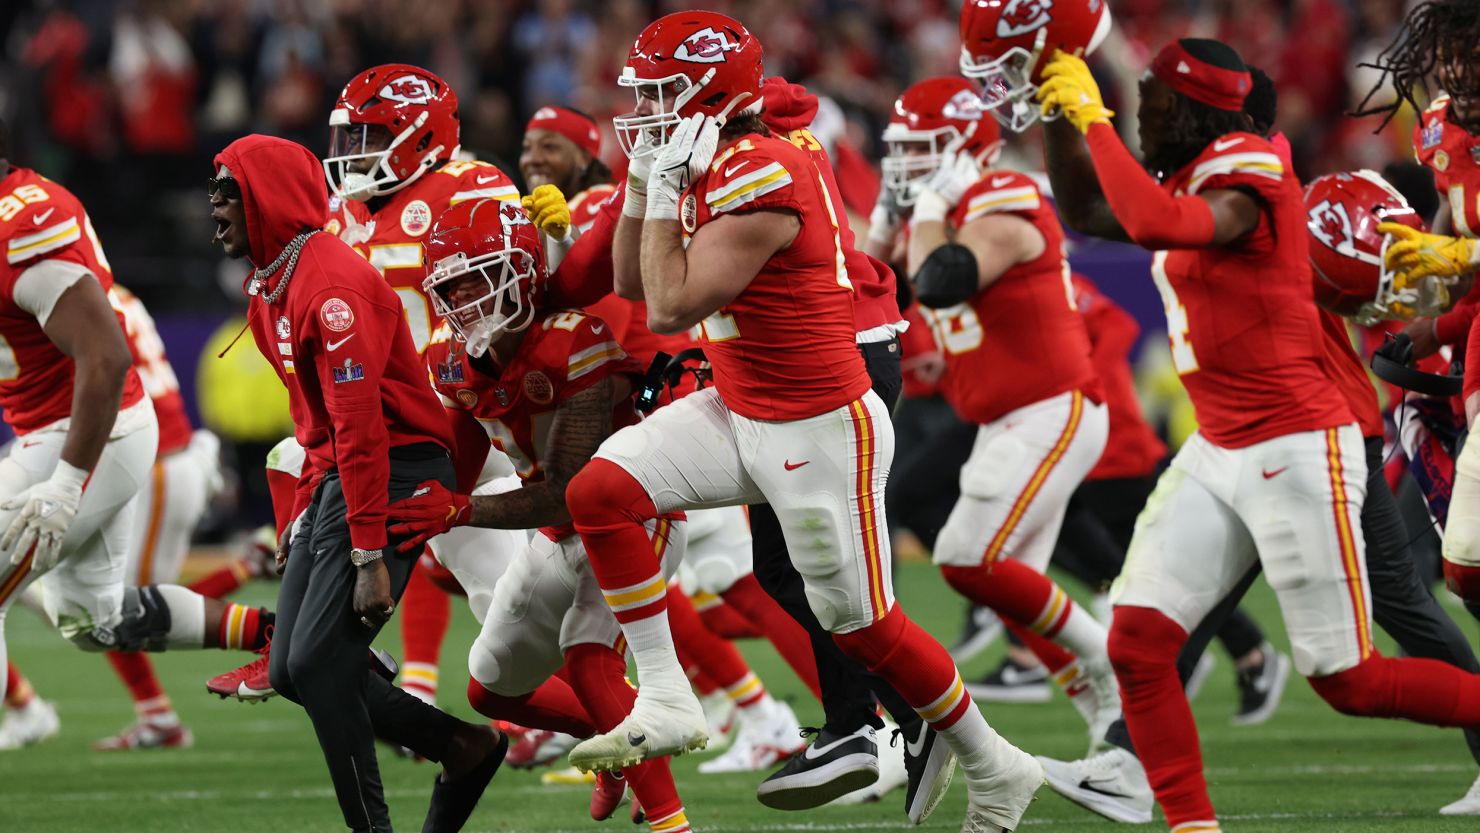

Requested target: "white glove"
[
  {"left": 648, "top": 114, "right": 721, "bottom": 222},
  {"left": 913, "top": 150, "right": 982, "bottom": 224},
  {"left": 622, "top": 136, "right": 657, "bottom": 220},
  {"left": 867, "top": 185, "right": 903, "bottom": 247},
  {"left": 1, "top": 461, "right": 87, "bottom": 572}
]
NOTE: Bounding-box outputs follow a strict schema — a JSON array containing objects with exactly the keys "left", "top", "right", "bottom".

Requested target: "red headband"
[
  {"left": 1150, "top": 41, "right": 1251, "bottom": 112},
  {"left": 526, "top": 106, "right": 601, "bottom": 158}
]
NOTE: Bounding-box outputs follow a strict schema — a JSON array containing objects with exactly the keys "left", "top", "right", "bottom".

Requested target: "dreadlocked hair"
[
  {"left": 1146, "top": 96, "right": 1254, "bottom": 179},
  {"left": 1353, "top": 0, "right": 1480, "bottom": 128},
  {"left": 575, "top": 157, "right": 613, "bottom": 194}
]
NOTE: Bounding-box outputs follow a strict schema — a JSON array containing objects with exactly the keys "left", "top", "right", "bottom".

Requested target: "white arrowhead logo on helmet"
[
  {"left": 997, "top": 0, "right": 1055, "bottom": 38},
  {"left": 943, "top": 89, "right": 986, "bottom": 121},
  {"left": 674, "top": 27, "right": 737, "bottom": 64},
  {"left": 1307, "top": 200, "right": 1357, "bottom": 256},
  {"left": 379, "top": 75, "right": 434, "bottom": 105}
]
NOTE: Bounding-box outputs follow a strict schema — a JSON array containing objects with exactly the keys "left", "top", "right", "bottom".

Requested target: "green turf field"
[{"left": 1, "top": 560, "right": 1474, "bottom": 832}]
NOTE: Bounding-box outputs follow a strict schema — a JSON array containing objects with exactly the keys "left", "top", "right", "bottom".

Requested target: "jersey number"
[
  {"left": 365, "top": 243, "right": 433, "bottom": 352},
  {"left": 1151, "top": 251, "right": 1198, "bottom": 374},
  {"left": 920, "top": 305, "right": 984, "bottom": 355}
]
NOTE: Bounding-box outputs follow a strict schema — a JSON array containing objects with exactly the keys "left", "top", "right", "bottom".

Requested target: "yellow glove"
[
  {"left": 522, "top": 184, "right": 572, "bottom": 241},
  {"left": 1380, "top": 221, "right": 1478, "bottom": 282},
  {"left": 1036, "top": 49, "right": 1114, "bottom": 134}
]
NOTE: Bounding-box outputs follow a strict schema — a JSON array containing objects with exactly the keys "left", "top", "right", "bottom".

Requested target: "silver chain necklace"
[{"left": 250, "top": 230, "right": 319, "bottom": 304}]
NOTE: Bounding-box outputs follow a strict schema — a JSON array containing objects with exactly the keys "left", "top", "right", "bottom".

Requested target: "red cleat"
[
  {"left": 590, "top": 771, "right": 628, "bottom": 821},
  {"left": 506, "top": 729, "right": 578, "bottom": 769},
  {"left": 93, "top": 720, "right": 194, "bottom": 751},
  {"left": 207, "top": 641, "right": 275, "bottom": 703}
]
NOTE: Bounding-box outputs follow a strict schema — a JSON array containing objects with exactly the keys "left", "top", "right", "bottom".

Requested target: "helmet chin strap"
[{"left": 463, "top": 318, "right": 500, "bottom": 358}]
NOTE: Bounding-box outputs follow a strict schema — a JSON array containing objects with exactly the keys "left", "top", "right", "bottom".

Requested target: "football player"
[
  {"left": 386, "top": 196, "right": 695, "bottom": 831},
  {"left": 520, "top": 106, "right": 616, "bottom": 234},
  {"left": 1035, "top": 37, "right": 1480, "bottom": 832},
  {"left": 871, "top": 75, "right": 1121, "bottom": 753},
  {"left": 0, "top": 123, "right": 271, "bottom": 712},
  {"left": 560, "top": 12, "right": 1042, "bottom": 830}
]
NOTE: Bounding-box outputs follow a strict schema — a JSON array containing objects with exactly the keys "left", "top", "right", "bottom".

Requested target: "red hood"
[
  {"left": 759, "top": 76, "right": 819, "bottom": 133},
  {"left": 214, "top": 135, "right": 328, "bottom": 268}
]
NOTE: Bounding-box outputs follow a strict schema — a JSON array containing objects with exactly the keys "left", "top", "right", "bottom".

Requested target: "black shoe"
[
  {"left": 371, "top": 648, "right": 399, "bottom": 683},
  {"left": 1231, "top": 642, "right": 1291, "bottom": 726},
  {"left": 949, "top": 605, "right": 1003, "bottom": 662},
  {"left": 965, "top": 656, "right": 1051, "bottom": 704},
  {"left": 423, "top": 730, "right": 508, "bottom": 833},
  {"left": 898, "top": 717, "right": 955, "bottom": 825},
  {"left": 756, "top": 726, "right": 879, "bottom": 811}
]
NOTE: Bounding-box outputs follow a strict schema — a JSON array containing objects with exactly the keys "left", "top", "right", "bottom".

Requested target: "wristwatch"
[{"left": 350, "top": 547, "right": 384, "bottom": 567}]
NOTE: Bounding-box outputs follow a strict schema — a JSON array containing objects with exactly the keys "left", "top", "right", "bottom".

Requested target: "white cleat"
[
  {"left": 699, "top": 698, "right": 805, "bottom": 774},
  {"left": 1441, "top": 771, "right": 1480, "bottom": 815},
  {"left": 0, "top": 698, "right": 60, "bottom": 750},
  {"left": 698, "top": 689, "right": 737, "bottom": 752},
  {"left": 830, "top": 717, "right": 907, "bottom": 805},
  {"left": 962, "top": 747, "right": 1044, "bottom": 832},
  {"left": 568, "top": 683, "right": 709, "bottom": 772},
  {"left": 1068, "top": 658, "right": 1122, "bottom": 755},
  {"left": 1036, "top": 746, "right": 1154, "bottom": 824}
]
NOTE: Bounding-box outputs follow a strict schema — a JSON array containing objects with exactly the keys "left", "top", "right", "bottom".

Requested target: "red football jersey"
[
  {"left": 1316, "top": 309, "right": 1384, "bottom": 439},
  {"left": 0, "top": 168, "right": 144, "bottom": 434},
  {"left": 1414, "top": 96, "right": 1480, "bottom": 238},
  {"left": 110, "top": 284, "right": 193, "bottom": 456},
  {"left": 899, "top": 305, "right": 944, "bottom": 400},
  {"left": 426, "top": 310, "right": 641, "bottom": 539},
  {"left": 1156, "top": 133, "right": 1352, "bottom": 448},
  {"left": 682, "top": 134, "right": 871, "bottom": 420},
  {"left": 332, "top": 159, "right": 519, "bottom": 354},
  {"left": 918, "top": 171, "right": 1100, "bottom": 425},
  {"left": 570, "top": 183, "right": 616, "bottom": 234},
  {"left": 1072, "top": 275, "right": 1166, "bottom": 480}
]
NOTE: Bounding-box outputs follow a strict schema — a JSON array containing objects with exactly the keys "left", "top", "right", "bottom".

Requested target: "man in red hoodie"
[{"left": 208, "top": 134, "right": 504, "bottom": 833}]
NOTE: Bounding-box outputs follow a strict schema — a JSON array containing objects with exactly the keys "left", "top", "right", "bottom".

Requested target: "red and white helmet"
[
  {"left": 959, "top": 0, "right": 1113, "bottom": 133},
  {"left": 1303, "top": 170, "right": 1426, "bottom": 321},
  {"left": 882, "top": 77, "right": 1004, "bottom": 207},
  {"left": 613, "top": 11, "right": 764, "bottom": 160},
  {"left": 423, "top": 199, "right": 544, "bottom": 357},
  {"left": 325, "top": 64, "right": 460, "bottom": 201}
]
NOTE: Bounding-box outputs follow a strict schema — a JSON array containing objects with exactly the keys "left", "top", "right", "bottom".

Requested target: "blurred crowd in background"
[{"left": 0, "top": 0, "right": 1435, "bottom": 536}]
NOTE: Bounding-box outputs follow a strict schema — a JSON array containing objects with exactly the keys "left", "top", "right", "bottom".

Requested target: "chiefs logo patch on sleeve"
[
  {"left": 320, "top": 298, "right": 355, "bottom": 332},
  {"left": 675, "top": 27, "right": 738, "bottom": 64}
]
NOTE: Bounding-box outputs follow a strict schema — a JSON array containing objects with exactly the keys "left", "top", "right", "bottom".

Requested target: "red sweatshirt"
[{"left": 215, "top": 135, "right": 452, "bottom": 552}]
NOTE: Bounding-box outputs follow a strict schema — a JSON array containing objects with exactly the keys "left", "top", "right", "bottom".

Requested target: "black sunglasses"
[{"left": 208, "top": 176, "right": 241, "bottom": 200}]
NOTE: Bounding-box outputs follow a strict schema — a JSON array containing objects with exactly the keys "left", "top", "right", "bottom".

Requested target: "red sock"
[
  {"left": 400, "top": 561, "right": 452, "bottom": 702},
  {"left": 721, "top": 574, "right": 822, "bottom": 701},
  {"left": 1309, "top": 653, "right": 1480, "bottom": 725},
  {"left": 567, "top": 460, "right": 668, "bottom": 624},
  {"left": 218, "top": 604, "right": 271, "bottom": 650},
  {"left": 265, "top": 467, "right": 300, "bottom": 538},
  {"left": 465, "top": 675, "right": 596, "bottom": 737},
  {"left": 1003, "top": 619, "right": 1077, "bottom": 677},
  {"left": 565, "top": 643, "right": 686, "bottom": 826},
  {"left": 675, "top": 640, "right": 720, "bottom": 695},
  {"left": 667, "top": 587, "right": 759, "bottom": 703},
  {"left": 187, "top": 560, "right": 254, "bottom": 599},
  {"left": 696, "top": 597, "right": 760, "bottom": 639},
  {"left": 106, "top": 651, "right": 166, "bottom": 709},
  {"left": 4, "top": 662, "right": 34, "bottom": 708},
  {"left": 834, "top": 604, "right": 972, "bottom": 729},
  {"left": 1445, "top": 561, "right": 1480, "bottom": 604},
  {"left": 1110, "top": 606, "right": 1215, "bottom": 830},
  {"left": 941, "top": 560, "right": 1073, "bottom": 633}
]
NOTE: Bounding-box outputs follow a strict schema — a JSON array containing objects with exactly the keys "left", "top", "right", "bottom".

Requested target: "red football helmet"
[
  {"left": 959, "top": 0, "right": 1113, "bottom": 133},
  {"left": 325, "top": 64, "right": 460, "bottom": 201},
  {"left": 1303, "top": 170, "right": 1426, "bottom": 321},
  {"left": 882, "top": 77, "right": 1005, "bottom": 207},
  {"left": 423, "top": 199, "right": 545, "bottom": 357},
  {"left": 614, "top": 11, "right": 764, "bottom": 160}
]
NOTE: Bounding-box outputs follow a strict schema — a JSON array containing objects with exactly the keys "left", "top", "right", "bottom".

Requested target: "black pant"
[
  {"left": 269, "top": 446, "right": 464, "bottom": 833},
  {"left": 750, "top": 338, "right": 920, "bottom": 734},
  {"left": 886, "top": 398, "right": 976, "bottom": 550},
  {"left": 1106, "top": 436, "right": 1480, "bottom": 763}
]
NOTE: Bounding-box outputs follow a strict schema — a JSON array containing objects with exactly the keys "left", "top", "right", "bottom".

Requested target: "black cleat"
[
  {"left": 757, "top": 725, "right": 879, "bottom": 811},
  {"left": 423, "top": 729, "right": 508, "bottom": 833},
  {"left": 900, "top": 717, "right": 955, "bottom": 825}
]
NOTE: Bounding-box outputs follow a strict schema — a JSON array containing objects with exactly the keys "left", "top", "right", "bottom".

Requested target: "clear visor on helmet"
[
  {"left": 423, "top": 248, "right": 537, "bottom": 357},
  {"left": 323, "top": 114, "right": 423, "bottom": 202},
  {"left": 614, "top": 71, "right": 702, "bottom": 160},
  {"left": 880, "top": 125, "right": 961, "bottom": 207},
  {"left": 960, "top": 45, "right": 1047, "bottom": 133}
]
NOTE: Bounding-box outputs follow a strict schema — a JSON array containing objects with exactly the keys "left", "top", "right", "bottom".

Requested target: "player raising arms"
[
  {"left": 538, "top": 12, "right": 1043, "bottom": 831},
  {"left": 0, "top": 120, "right": 271, "bottom": 709},
  {"left": 520, "top": 106, "right": 616, "bottom": 234},
  {"left": 1032, "top": 36, "right": 1480, "bottom": 832}
]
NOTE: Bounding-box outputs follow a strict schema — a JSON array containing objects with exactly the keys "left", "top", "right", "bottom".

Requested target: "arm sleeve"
[
  {"left": 1085, "top": 123, "right": 1216, "bottom": 250},
  {"left": 546, "top": 186, "right": 623, "bottom": 309},
  {"left": 1436, "top": 296, "right": 1480, "bottom": 345},
  {"left": 13, "top": 259, "right": 93, "bottom": 326},
  {"left": 309, "top": 288, "right": 394, "bottom": 551}
]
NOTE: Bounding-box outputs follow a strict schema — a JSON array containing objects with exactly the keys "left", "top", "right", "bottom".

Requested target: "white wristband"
[
  {"left": 50, "top": 460, "right": 89, "bottom": 492},
  {"left": 912, "top": 188, "right": 951, "bottom": 224},
  {"left": 623, "top": 185, "right": 648, "bottom": 219},
  {"left": 646, "top": 186, "right": 681, "bottom": 222}
]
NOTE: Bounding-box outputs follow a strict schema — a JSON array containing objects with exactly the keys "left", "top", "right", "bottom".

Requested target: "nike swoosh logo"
[
  {"left": 991, "top": 176, "right": 1015, "bottom": 188},
  {"left": 20, "top": 441, "right": 41, "bottom": 449},
  {"left": 725, "top": 163, "right": 749, "bottom": 178},
  {"left": 32, "top": 208, "right": 55, "bottom": 225},
  {"left": 905, "top": 723, "right": 930, "bottom": 758},
  {"left": 591, "top": 324, "right": 606, "bottom": 335},
  {"left": 802, "top": 733, "right": 867, "bottom": 761},
  {"left": 1077, "top": 778, "right": 1135, "bottom": 799},
  {"left": 1261, "top": 467, "right": 1287, "bottom": 479},
  {"left": 1214, "top": 137, "right": 1244, "bottom": 152},
  {"left": 626, "top": 732, "right": 647, "bottom": 747},
  {"left": 783, "top": 460, "right": 809, "bottom": 471},
  {"left": 326, "top": 334, "right": 355, "bottom": 351},
  {"left": 476, "top": 175, "right": 501, "bottom": 184}
]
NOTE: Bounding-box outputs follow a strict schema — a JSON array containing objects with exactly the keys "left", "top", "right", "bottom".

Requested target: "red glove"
[{"left": 388, "top": 480, "right": 472, "bottom": 553}]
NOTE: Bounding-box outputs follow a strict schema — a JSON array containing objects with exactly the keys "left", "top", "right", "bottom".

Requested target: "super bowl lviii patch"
[{"left": 333, "top": 359, "right": 365, "bottom": 384}]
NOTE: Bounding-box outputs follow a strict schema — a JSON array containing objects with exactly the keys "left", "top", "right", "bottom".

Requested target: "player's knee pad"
[
  {"left": 831, "top": 604, "right": 906, "bottom": 671},
  {"left": 566, "top": 458, "right": 654, "bottom": 529},
  {"left": 1107, "top": 606, "right": 1186, "bottom": 680},
  {"left": 687, "top": 553, "right": 744, "bottom": 596},
  {"left": 114, "top": 585, "right": 173, "bottom": 652},
  {"left": 1308, "top": 658, "right": 1395, "bottom": 718},
  {"left": 1445, "top": 561, "right": 1480, "bottom": 604}
]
